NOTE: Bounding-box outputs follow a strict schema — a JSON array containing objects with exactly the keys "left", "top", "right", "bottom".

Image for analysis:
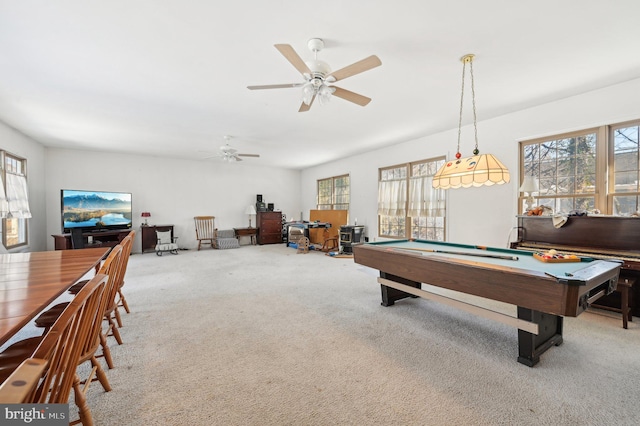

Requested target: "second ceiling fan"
[
  {"left": 247, "top": 38, "right": 382, "bottom": 112},
  {"left": 203, "top": 136, "right": 260, "bottom": 162}
]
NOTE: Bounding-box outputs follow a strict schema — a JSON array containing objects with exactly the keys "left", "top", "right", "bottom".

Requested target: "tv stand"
[{"left": 52, "top": 229, "right": 131, "bottom": 250}]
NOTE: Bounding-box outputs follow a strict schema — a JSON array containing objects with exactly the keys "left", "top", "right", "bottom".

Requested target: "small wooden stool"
[
  {"left": 619, "top": 277, "right": 636, "bottom": 329},
  {"left": 592, "top": 276, "right": 636, "bottom": 329}
]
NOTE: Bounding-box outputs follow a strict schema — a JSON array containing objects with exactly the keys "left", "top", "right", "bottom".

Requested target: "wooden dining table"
[{"left": 0, "top": 247, "right": 109, "bottom": 347}]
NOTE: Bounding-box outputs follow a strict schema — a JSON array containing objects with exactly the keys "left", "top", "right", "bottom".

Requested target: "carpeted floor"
[{"left": 62, "top": 245, "right": 640, "bottom": 424}]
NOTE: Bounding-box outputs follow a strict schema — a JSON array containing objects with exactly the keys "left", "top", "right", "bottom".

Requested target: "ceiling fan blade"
[
  {"left": 247, "top": 83, "right": 304, "bottom": 90},
  {"left": 327, "top": 55, "right": 382, "bottom": 82},
  {"left": 275, "top": 44, "right": 312, "bottom": 76},
  {"left": 238, "top": 153, "right": 260, "bottom": 158},
  {"left": 298, "top": 95, "right": 315, "bottom": 112},
  {"left": 331, "top": 86, "right": 372, "bottom": 106}
]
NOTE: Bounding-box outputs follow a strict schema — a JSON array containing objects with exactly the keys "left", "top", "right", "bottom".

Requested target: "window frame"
[
  {"left": 1, "top": 150, "right": 29, "bottom": 249},
  {"left": 378, "top": 156, "right": 446, "bottom": 240},
  {"left": 518, "top": 118, "right": 640, "bottom": 215},
  {"left": 316, "top": 174, "right": 350, "bottom": 211}
]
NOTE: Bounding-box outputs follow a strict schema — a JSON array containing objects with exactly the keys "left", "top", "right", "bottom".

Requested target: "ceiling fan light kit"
[
  {"left": 247, "top": 38, "right": 381, "bottom": 112},
  {"left": 432, "top": 54, "right": 510, "bottom": 189}
]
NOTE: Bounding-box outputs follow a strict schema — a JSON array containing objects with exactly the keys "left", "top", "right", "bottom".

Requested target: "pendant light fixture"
[{"left": 432, "top": 54, "right": 510, "bottom": 189}]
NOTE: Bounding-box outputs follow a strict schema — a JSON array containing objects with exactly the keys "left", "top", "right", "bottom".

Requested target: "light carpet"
[{"left": 64, "top": 245, "right": 640, "bottom": 424}]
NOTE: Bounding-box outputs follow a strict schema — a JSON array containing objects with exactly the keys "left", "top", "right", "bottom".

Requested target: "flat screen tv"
[{"left": 61, "top": 189, "right": 132, "bottom": 233}]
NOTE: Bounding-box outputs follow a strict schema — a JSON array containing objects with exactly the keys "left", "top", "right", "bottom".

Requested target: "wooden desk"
[
  {"left": 234, "top": 227, "right": 257, "bottom": 245},
  {"left": 0, "top": 247, "right": 108, "bottom": 347}
]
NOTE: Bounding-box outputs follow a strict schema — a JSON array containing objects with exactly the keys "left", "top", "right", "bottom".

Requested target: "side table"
[{"left": 234, "top": 227, "right": 257, "bottom": 245}]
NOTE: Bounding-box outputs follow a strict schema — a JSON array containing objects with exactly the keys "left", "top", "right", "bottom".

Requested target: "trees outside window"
[{"left": 519, "top": 119, "right": 640, "bottom": 215}]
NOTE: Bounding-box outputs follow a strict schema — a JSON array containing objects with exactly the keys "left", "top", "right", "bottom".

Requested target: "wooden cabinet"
[
  {"left": 257, "top": 212, "right": 282, "bottom": 245},
  {"left": 141, "top": 225, "right": 174, "bottom": 253}
]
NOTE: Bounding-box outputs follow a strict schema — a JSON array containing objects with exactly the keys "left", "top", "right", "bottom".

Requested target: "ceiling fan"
[
  {"left": 247, "top": 38, "right": 382, "bottom": 112},
  {"left": 203, "top": 136, "right": 260, "bottom": 162}
]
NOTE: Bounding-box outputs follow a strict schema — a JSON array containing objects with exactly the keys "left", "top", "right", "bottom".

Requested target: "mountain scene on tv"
[{"left": 63, "top": 191, "right": 132, "bottom": 229}]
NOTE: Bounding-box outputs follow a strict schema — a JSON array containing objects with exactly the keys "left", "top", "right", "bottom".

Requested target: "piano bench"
[{"left": 591, "top": 276, "right": 636, "bottom": 329}]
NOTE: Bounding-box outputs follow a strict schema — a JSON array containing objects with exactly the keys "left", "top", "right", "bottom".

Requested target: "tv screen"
[{"left": 61, "top": 189, "right": 132, "bottom": 233}]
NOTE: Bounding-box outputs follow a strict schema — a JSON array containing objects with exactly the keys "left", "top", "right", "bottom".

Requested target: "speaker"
[
  {"left": 256, "top": 194, "right": 263, "bottom": 202},
  {"left": 267, "top": 203, "right": 274, "bottom": 211}
]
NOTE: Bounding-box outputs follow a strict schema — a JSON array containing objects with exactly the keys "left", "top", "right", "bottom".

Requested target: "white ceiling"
[{"left": 1, "top": 1, "right": 639, "bottom": 169}]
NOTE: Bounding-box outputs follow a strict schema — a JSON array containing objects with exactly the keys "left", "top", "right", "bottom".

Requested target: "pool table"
[{"left": 353, "top": 239, "right": 622, "bottom": 366}]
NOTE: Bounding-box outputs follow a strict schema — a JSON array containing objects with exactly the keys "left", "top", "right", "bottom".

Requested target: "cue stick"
[{"left": 393, "top": 246, "right": 519, "bottom": 261}]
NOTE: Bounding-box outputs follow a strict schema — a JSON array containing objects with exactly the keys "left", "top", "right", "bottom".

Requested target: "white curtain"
[
  {"left": 3, "top": 173, "right": 32, "bottom": 218},
  {"left": 0, "top": 175, "right": 8, "bottom": 218},
  {"left": 378, "top": 180, "right": 406, "bottom": 216},
  {"left": 408, "top": 175, "right": 445, "bottom": 218}
]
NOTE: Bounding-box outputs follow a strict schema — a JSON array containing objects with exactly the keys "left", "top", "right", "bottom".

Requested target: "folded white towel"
[{"left": 552, "top": 214, "right": 568, "bottom": 228}]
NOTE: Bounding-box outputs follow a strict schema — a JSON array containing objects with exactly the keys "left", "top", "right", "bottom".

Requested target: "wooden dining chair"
[
  {"left": 34, "top": 245, "right": 125, "bottom": 370},
  {"left": 114, "top": 230, "right": 135, "bottom": 327},
  {"left": 0, "top": 274, "right": 108, "bottom": 425},
  {"left": 37, "top": 230, "right": 135, "bottom": 330},
  {"left": 194, "top": 216, "right": 217, "bottom": 250},
  {"left": 0, "top": 358, "right": 47, "bottom": 403}
]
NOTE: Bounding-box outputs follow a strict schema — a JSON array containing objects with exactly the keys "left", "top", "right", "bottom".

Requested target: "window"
[
  {"left": 1, "top": 151, "right": 30, "bottom": 249},
  {"left": 611, "top": 123, "right": 640, "bottom": 214},
  {"left": 519, "top": 119, "right": 640, "bottom": 215},
  {"left": 378, "top": 157, "right": 446, "bottom": 240},
  {"left": 317, "top": 174, "right": 350, "bottom": 210}
]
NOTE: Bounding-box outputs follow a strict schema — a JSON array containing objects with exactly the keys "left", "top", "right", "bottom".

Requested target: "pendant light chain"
[
  {"left": 455, "top": 58, "right": 466, "bottom": 158},
  {"left": 469, "top": 58, "right": 479, "bottom": 155},
  {"left": 431, "top": 52, "right": 511, "bottom": 189}
]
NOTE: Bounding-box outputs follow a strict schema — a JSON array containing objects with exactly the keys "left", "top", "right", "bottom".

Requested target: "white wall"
[
  {"left": 0, "top": 122, "right": 46, "bottom": 252},
  {"left": 300, "top": 77, "right": 640, "bottom": 248},
  {"left": 6, "top": 77, "right": 640, "bottom": 253},
  {"left": 45, "top": 148, "right": 300, "bottom": 252}
]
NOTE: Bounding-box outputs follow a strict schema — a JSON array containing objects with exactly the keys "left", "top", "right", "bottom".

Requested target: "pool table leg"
[
  {"left": 517, "top": 307, "right": 564, "bottom": 367},
  {"left": 379, "top": 273, "right": 421, "bottom": 306}
]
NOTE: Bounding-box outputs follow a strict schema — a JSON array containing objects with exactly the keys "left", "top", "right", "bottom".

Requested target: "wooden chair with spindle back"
[
  {"left": 194, "top": 216, "right": 217, "bottom": 250},
  {"left": 114, "top": 231, "right": 135, "bottom": 327},
  {"left": 0, "top": 274, "right": 108, "bottom": 425},
  {"left": 33, "top": 244, "right": 125, "bottom": 370},
  {"left": 0, "top": 358, "right": 47, "bottom": 403}
]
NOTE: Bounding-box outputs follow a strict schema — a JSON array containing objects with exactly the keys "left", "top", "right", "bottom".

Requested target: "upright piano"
[{"left": 511, "top": 215, "right": 640, "bottom": 318}]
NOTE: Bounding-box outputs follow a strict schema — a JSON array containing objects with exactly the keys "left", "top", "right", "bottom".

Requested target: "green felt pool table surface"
[{"left": 363, "top": 239, "right": 604, "bottom": 282}]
